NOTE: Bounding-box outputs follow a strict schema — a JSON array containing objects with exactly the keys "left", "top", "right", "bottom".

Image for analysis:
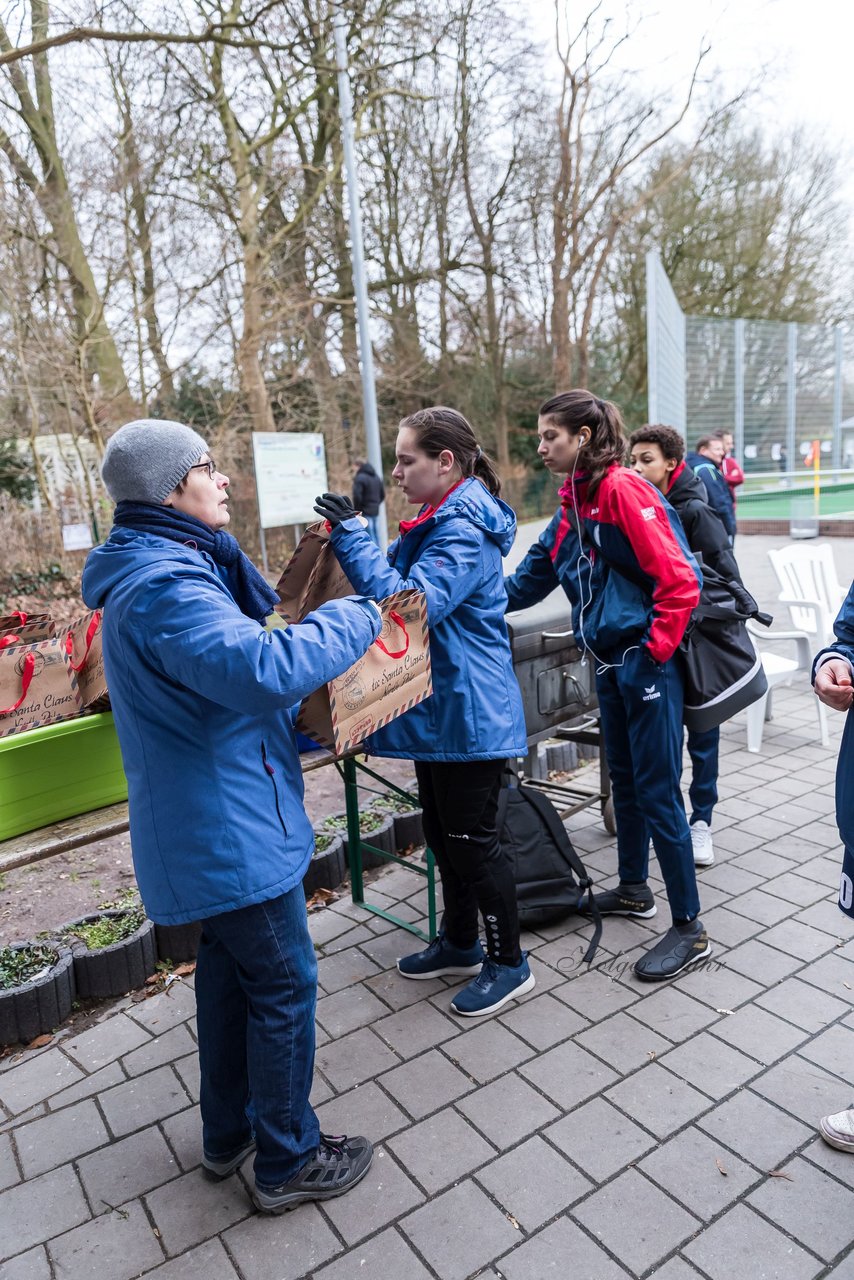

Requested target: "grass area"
[{"left": 739, "top": 480, "right": 854, "bottom": 520}]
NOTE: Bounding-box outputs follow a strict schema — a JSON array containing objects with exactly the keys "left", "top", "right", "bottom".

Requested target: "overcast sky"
[{"left": 526, "top": 0, "right": 854, "bottom": 152}]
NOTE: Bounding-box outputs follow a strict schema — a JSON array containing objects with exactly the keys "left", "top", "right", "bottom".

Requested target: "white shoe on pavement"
[
  {"left": 691, "top": 820, "right": 714, "bottom": 867},
  {"left": 820, "top": 1105, "right": 854, "bottom": 1152}
]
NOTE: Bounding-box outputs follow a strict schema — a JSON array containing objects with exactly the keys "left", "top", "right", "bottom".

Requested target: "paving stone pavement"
[{"left": 2, "top": 534, "right": 854, "bottom": 1279}]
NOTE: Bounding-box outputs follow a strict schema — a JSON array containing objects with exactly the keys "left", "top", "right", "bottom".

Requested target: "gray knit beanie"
[{"left": 101, "top": 419, "right": 209, "bottom": 504}]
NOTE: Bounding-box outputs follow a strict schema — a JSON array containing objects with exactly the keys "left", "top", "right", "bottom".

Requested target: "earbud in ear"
[{"left": 579, "top": 432, "right": 590, "bottom": 447}]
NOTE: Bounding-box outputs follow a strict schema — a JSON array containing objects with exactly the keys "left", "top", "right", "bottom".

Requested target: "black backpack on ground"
[{"left": 497, "top": 773, "right": 602, "bottom": 964}]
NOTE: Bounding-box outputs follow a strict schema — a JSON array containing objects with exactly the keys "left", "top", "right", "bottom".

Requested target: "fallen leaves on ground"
[{"left": 768, "top": 1169, "right": 794, "bottom": 1181}]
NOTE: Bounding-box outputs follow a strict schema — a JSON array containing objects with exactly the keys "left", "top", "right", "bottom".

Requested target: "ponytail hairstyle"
[
  {"left": 539, "top": 390, "right": 626, "bottom": 498},
  {"left": 398, "top": 406, "right": 501, "bottom": 497}
]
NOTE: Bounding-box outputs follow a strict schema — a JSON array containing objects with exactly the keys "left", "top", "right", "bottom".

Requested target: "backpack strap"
[{"left": 517, "top": 782, "right": 602, "bottom": 965}]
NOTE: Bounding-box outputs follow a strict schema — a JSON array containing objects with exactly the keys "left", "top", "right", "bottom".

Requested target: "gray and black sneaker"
[
  {"left": 201, "top": 1139, "right": 255, "bottom": 1181},
  {"left": 585, "top": 880, "right": 657, "bottom": 919},
  {"left": 634, "top": 920, "right": 711, "bottom": 982},
  {"left": 253, "top": 1133, "right": 373, "bottom": 1214}
]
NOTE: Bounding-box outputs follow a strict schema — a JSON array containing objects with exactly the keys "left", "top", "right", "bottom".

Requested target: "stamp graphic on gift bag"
[
  {"left": 16, "top": 649, "right": 45, "bottom": 679},
  {"left": 341, "top": 673, "right": 367, "bottom": 710}
]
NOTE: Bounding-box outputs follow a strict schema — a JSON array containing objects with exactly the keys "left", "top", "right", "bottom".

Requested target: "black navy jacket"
[{"left": 685, "top": 450, "right": 736, "bottom": 540}]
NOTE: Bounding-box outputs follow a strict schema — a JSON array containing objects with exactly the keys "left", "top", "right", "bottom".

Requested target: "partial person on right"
[{"left": 813, "top": 578, "right": 854, "bottom": 1153}]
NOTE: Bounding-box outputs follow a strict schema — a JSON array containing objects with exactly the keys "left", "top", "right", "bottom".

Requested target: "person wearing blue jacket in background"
[
  {"left": 82, "top": 419, "right": 383, "bottom": 1215},
  {"left": 813, "top": 580, "right": 854, "bottom": 1153},
  {"left": 314, "top": 407, "right": 532, "bottom": 1017},
  {"left": 505, "top": 390, "right": 710, "bottom": 981},
  {"left": 686, "top": 435, "right": 737, "bottom": 544}
]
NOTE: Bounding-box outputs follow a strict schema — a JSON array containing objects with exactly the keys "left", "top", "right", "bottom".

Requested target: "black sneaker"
[
  {"left": 634, "top": 920, "right": 711, "bottom": 982},
  {"left": 585, "top": 881, "right": 657, "bottom": 919},
  {"left": 253, "top": 1133, "right": 373, "bottom": 1214}
]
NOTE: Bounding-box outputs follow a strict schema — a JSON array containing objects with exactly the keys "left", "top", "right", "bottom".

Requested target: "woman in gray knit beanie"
[{"left": 82, "top": 418, "right": 381, "bottom": 1212}]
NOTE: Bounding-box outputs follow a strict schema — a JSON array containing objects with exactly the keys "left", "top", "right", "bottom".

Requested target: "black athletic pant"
[{"left": 415, "top": 758, "right": 522, "bottom": 968}]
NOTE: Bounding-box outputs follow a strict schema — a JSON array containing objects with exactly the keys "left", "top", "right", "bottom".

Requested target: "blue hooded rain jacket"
[
  {"left": 82, "top": 530, "right": 381, "bottom": 924},
  {"left": 328, "top": 477, "right": 528, "bottom": 761}
]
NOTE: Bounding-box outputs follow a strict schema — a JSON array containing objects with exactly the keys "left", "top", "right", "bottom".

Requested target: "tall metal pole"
[
  {"left": 833, "top": 325, "right": 843, "bottom": 471},
  {"left": 734, "top": 318, "right": 745, "bottom": 464},
  {"left": 333, "top": 8, "right": 388, "bottom": 549}
]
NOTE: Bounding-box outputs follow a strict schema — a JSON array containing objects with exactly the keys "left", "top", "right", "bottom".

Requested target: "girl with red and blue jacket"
[
  {"left": 505, "top": 390, "right": 710, "bottom": 980},
  {"left": 314, "top": 408, "right": 531, "bottom": 1018}
]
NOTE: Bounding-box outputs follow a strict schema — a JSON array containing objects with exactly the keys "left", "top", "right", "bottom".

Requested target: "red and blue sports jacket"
[{"left": 505, "top": 464, "right": 701, "bottom": 665}]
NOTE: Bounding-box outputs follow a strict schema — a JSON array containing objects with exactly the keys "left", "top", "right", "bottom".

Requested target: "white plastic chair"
[
  {"left": 744, "top": 620, "right": 829, "bottom": 752},
  {"left": 768, "top": 543, "right": 847, "bottom": 650}
]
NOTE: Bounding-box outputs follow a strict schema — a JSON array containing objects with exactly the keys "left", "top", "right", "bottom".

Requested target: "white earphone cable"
[{"left": 567, "top": 439, "right": 640, "bottom": 676}]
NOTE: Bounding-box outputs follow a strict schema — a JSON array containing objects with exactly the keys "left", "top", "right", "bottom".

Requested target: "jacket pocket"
[{"left": 261, "top": 740, "right": 288, "bottom": 836}]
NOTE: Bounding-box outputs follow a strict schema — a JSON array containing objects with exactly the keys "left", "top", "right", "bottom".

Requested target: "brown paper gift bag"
[
  {"left": 64, "top": 610, "right": 108, "bottom": 708},
  {"left": 275, "top": 520, "right": 359, "bottom": 623},
  {"left": 0, "top": 612, "right": 55, "bottom": 647},
  {"left": 297, "top": 589, "right": 432, "bottom": 756},
  {"left": 0, "top": 635, "right": 83, "bottom": 738}
]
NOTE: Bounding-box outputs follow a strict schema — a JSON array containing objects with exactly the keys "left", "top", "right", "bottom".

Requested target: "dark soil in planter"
[
  {"left": 355, "top": 812, "right": 396, "bottom": 870},
  {"left": 0, "top": 943, "right": 75, "bottom": 1046},
  {"left": 59, "top": 910, "right": 157, "bottom": 999},
  {"left": 368, "top": 793, "right": 424, "bottom": 853},
  {"left": 304, "top": 833, "right": 346, "bottom": 896},
  {"left": 392, "top": 807, "right": 424, "bottom": 852},
  {"left": 317, "top": 811, "right": 396, "bottom": 872},
  {"left": 154, "top": 921, "right": 203, "bottom": 965}
]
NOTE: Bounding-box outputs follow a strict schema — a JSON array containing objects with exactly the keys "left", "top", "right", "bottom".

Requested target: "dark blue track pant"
[
  {"left": 686, "top": 726, "right": 719, "bottom": 826},
  {"left": 837, "top": 715, "right": 854, "bottom": 920},
  {"left": 596, "top": 647, "right": 701, "bottom": 923}
]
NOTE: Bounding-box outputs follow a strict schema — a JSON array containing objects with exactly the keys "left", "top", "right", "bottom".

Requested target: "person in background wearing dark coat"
[
  {"left": 82, "top": 419, "right": 383, "bottom": 1215},
  {"left": 686, "top": 434, "right": 737, "bottom": 545},
  {"left": 629, "top": 424, "right": 758, "bottom": 870},
  {"left": 352, "top": 458, "right": 385, "bottom": 545}
]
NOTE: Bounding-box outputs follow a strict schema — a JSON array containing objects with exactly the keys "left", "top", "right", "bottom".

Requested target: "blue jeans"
[
  {"left": 596, "top": 646, "right": 700, "bottom": 922},
  {"left": 365, "top": 514, "right": 380, "bottom": 546},
  {"left": 687, "top": 726, "right": 719, "bottom": 826},
  {"left": 195, "top": 886, "right": 320, "bottom": 1189}
]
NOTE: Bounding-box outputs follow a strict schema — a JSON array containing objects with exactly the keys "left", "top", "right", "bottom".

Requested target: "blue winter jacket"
[
  {"left": 812, "top": 580, "right": 854, "bottom": 878},
  {"left": 685, "top": 450, "right": 736, "bottom": 540},
  {"left": 81, "top": 529, "right": 381, "bottom": 924},
  {"left": 328, "top": 478, "right": 528, "bottom": 761}
]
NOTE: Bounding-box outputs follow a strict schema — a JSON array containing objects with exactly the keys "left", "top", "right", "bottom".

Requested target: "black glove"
[{"left": 314, "top": 492, "right": 356, "bottom": 527}]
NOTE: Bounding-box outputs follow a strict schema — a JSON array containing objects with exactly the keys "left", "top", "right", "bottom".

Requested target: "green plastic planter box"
[{"left": 0, "top": 713, "right": 127, "bottom": 842}]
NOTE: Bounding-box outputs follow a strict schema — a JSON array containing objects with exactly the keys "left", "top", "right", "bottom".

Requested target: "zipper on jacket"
[{"left": 261, "top": 740, "right": 287, "bottom": 836}]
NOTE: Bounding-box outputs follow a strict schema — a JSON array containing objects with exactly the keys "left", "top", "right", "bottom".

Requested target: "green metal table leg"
[
  {"left": 342, "top": 756, "right": 363, "bottom": 905},
  {"left": 338, "top": 756, "right": 436, "bottom": 940}
]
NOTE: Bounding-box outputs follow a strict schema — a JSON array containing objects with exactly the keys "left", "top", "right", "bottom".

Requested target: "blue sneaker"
[
  {"left": 397, "top": 932, "right": 484, "bottom": 980},
  {"left": 450, "top": 955, "right": 535, "bottom": 1017}
]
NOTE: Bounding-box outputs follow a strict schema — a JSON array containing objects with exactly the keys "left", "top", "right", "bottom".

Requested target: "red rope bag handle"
[
  {"left": 65, "top": 612, "right": 101, "bottom": 672},
  {"left": 0, "top": 651, "right": 35, "bottom": 715},
  {"left": 372, "top": 609, "right": 409, "bottom": 659}
]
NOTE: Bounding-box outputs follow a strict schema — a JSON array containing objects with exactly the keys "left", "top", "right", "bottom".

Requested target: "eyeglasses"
[{"left": 187, "top": 458, "right": 217, "bottom": 480}]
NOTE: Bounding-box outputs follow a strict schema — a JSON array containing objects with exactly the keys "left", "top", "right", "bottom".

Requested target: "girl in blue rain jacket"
[{"left": 314, "top": 407, "right": 532, "bottom": 1020}]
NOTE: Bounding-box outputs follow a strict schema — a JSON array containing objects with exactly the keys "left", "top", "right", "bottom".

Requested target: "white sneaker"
[
  {"left": 690, "top": 821, "right": 714, "bottom": 867},
  {"left": 820, "top": 1105, "right": 854, "bottom": 1152}
]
